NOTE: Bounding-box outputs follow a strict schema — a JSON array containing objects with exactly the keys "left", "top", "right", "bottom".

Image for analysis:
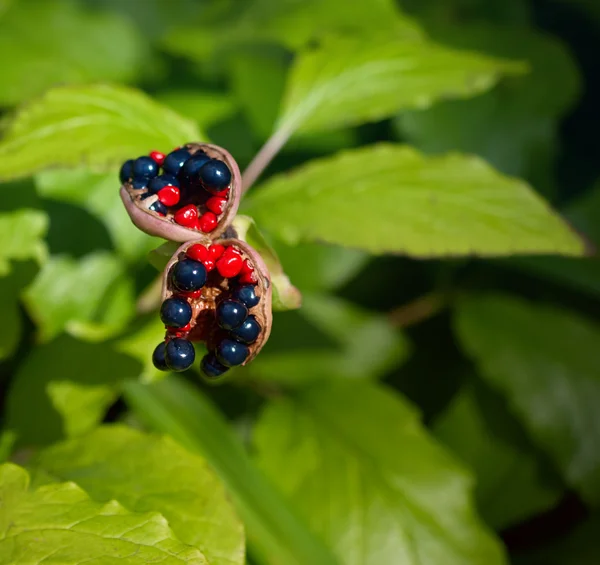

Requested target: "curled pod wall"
[
  {"left": 119, "top": 143, "right": 241, "bottom": 242},
  {"left": 153, "top": 239, "right": 272, "bottom": 378}
]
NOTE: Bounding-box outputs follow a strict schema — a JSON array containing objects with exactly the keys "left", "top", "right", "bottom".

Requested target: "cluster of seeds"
[
  {"left": 151, "top": 241, "right": 266, "bottom": 378},
  {"left": 119, "top": 145, "right": 232, "bottom": 234}
]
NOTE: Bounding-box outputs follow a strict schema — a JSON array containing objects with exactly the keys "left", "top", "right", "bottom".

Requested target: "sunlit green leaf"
[
  {"left": 6, "top": 336, "right": 141, "bottom": 448},
  {"left": 22, "top": 252, "right": 135, "bottom": 343},
  {"left": 455, "top": 294, "right": 600, "bottom": 505},
  {"left": 245, "top": 144, "right": 584, "bottom": 257},
  {"left": 434, "top": 387, "right": 562, "bottom": 529},
  {"left": 0, "top": 209, "right": 47, "bottom": 275},
  {"left": 0, "top": 0, "right": 148, "bottom": 106},
  {"left": 37, "top": 425, "right": 244, "bottom": 565},
  {"left": 0, "top": 463, "right": 208, "bottom": 564},
  {"left": 254, "top": 379, "right": 506, "bottom": 565},
  {"left": 0, "top": 84, "right": 202, "bottom": 181},
  {"left": 232, "top": 215, "right": 302, "bottom": 311},
  {"left": 156, "top": 89, "right": 237, "bottom": 129},
  {"left": 123, "top": 376, "right": 338, "bottom": 565},
  {"left": 276, "top": 33, "right": 524, "bottom": 135}
]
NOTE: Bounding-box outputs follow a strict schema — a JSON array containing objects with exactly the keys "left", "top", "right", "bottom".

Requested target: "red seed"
[
  {"left": 149, "top": 150, "right": 166, "bottom": 165},
  {"left": 166, "top": 322, "right": 191, "bottom": 335},
  {"left": 174, "top": 204, "right": 198, "bottom": 227},
  {"left": 157, "top": 185, "right": 180, "bottom": 207},
  {"left": 186, "top": 244, "right": 209, "bottom": 263},
  {"left": 222, "top": 245, "right": 241, "bottom": 260},
  {"left": 216, "top": 254, "right": 243, "bottom": 278},
  {"left": 198, "top": 212, "right": 218, "bottom": 233},
  {"left": 203, "top": 259, "right": 215, "bottom": 272},
  {"left": 240, "top": 259, "right": 254, "bottom": 275},
  {"left": 208, "top": 244, "right": 224, "bottom": 260},
  {"left": 212, "top": 187, "right": 230, "bottom": 198},
  {"left": 178, "top": 290, "right": 203, "bottom": 299},
  {"left": 239, "top": 271, "right": 258, "bottom": 285},
  {"left": 206, "top": 196, "right": 227, "bottom": 215}
]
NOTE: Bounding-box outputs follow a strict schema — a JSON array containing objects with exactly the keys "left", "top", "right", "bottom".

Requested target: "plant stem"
[
  {"left": 242, "top": 127, "right": 292, "bottom": 194},
  {"left": 389, "top": 292, "right": 447, "bottom": 329}
]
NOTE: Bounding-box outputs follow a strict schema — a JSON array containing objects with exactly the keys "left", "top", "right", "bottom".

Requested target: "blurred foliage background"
[{"left": 0, "top": 0, "right": 600, "bottom": 564}]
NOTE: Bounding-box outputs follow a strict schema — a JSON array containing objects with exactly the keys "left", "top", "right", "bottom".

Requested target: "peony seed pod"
[
  {"left": 153, "top": 238, "right": 272, "bottom": 378},
  {"left": 120, "top": 143, "right": 241, "bottom": 243}
]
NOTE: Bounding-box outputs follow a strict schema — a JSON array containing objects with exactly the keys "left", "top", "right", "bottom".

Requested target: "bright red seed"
[
  {"left": 222, "top": 245, "right": 241, "bottom": 260},
  {"left": 203, "top": 259, "right": 215, "bottom": 272},
  {"left": 178, "top": 290, "right": 203, "bottom": 299},
  {"left": 149, "top": 150, "right": 166, "bottom": 165},
  {"left": 216, "top": 254, "right": 243, "bottom": 278},
  {"left": 240, "top": 259, "right": 254, "bottom": 275},
  {"left": 212, "top": 186, "right": 230, "bottom": 198},
  {"left": 186, "top": 244, "right": 209, "bottom": 263},
  {"left": 166, "top": 322, "right": 191, "bottom": 335},
  {"left": 239, "top": 271, "right": 258, "bottom": 285},
  {"left": 198, "top": 212, "right": 218, "bottom": 233},
  {"left": 157, "top": 185, "right": 180, "bottom": 207},
  {"left": 206, "top": 196, "right": 227, "bottom": 215},
  {"left": 174, "top": 204, "right": 198, "bottom": 227},
  {"left": 208, "top": 244, "right": 224, "bottom": 260}
]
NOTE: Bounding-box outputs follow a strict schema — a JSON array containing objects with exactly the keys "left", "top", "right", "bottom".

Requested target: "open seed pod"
[
  {"left": 119, "top": 143, "right": 241, "bottom": 242},
  {"left": 152, "top": 238, "right": 272, "bottom": 378}
]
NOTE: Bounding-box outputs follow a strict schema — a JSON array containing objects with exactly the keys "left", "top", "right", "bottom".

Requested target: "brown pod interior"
[
  {"left": 162, "top": 239, "right": 272, "bottom": 368},
  {"left": 120, "top": 143, "right": 241, "bottom": 243}
]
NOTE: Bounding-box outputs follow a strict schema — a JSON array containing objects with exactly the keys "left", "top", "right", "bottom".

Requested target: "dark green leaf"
[
  {"left": 36, "top": 425, "right": 244, "bottom": 565},
  {"left": 455, "top": 294, "right": 600, "bottom": 505},
  {"left": 254, "top": 379, "right": 506, "bottom": 565},
  {"left": 0, "top": 0, "right": 148, "bottom": 106},
  {"left": 433, "top": 387, "right": 562, "bottom": 529},
  {"left": 245, "top": 144, "right": 584, "bottom": 257},
  {"left": 7, "top": 336, "right": 141, "bottom": 447}
]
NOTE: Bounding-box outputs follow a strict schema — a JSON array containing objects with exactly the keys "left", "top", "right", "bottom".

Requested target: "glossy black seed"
[
  {"left": 131, "top": 178, "right": 148, "bottom": 190},
  {"left": 152, "top": 342, "right": 169, "bottom": 371},
  {"left": 216, "top": 300, "right": 248, "bottom": 330},
  {"left": 216, "top": 339, "right": 249, "bottom": 367},
  {"left": 148, "top": 174, "right": 179, "bottom": 193},
  {"left": 119, "top": 159, "right": 134, "bottom": 183},
  {"left": 133, "top": 156, "right": 159, "bottom": 179},
  {"left": 232, "top": 285, "right": 260, "bottom": 308},
  {"left": 200, "top": 353, "right": 229, "bottom": 378},
  {"left": 198, "top": 159, "right": 231, "bottom": 192},
  {"left": 160, "top": 297, "right": 192, "bottom": 328},
  {"left": 180, "top": 152, "right": 210, "bottom": 180},
  {"left": 171, "top": 259, "right": 207, "bottom": 292},
  {"left": 162, "top": 149, "right": 192, "bottom": 176},
  {"left": 149, "top": 200, "right": 167, "bottom": 216},
  {"left": 231, "top": 315, "right": 261, "bottom": 344},
  {"left": 165, "top": 338, "right": 195, "bottom": 371}
]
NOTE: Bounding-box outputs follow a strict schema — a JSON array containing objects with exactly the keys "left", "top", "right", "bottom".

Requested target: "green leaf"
[
  {"left": 454, "top": 294, "right": 600, "bottom": 505},
  {"left": 36, "top": 425, "right": 244, "bottom": 565},
  {"left": 396, "top": 26, "right": 580, "bottom": 197},
  {"left": 276, "top": 33, "right": 524, "bottom": 135},
  {"left": 22, "top": 252, "right": 135, "bottom": 343},
  {"left": 156, "top": 89, "right": 236, "bottom": 129},
  {"left": 162, "top": 0, "right": 419, "bottom": 62},
  {"left": 123, "top": 376, "right": 339, "bottom": 565},
  {"left": 0, "top": 463, "right": 208, "bottom": 564},
  {"left": 254, "top": 379, "right": 506, "bottom": 565},
  {"left": 7, "top": 336, "right": 141, "bottom": 448},
  {"left": 232, "top": 215, "right": 302, "bottom": 311},
  {"left": 116, "top": 317, "right": 168, "bottom": 384},
  {"left": 0, "top": 0, "right": 148, "bottom": 106},
  {"left": 272, "top": 241, "right": 368, "bottom": 293},
  {"left": 252, "top": 294, "right": 409, "bottom": 382},
  {"left": 245, "top": 144, "right": 584, "bottom": 257},
  {"left": 0, "top": 209, "right": 48, "bottom": 275},
  {"left": 0, "top": 277, "right": 22, "bottom": 362},
  {"left": 36, "top": 168, "right": 160, "bottom": 263},
  {"left": 0, "top": 84, "right": 202, "bottom": 181},
  {"left": 433, "top": 387, "right": 562, "bottom": 529}
]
